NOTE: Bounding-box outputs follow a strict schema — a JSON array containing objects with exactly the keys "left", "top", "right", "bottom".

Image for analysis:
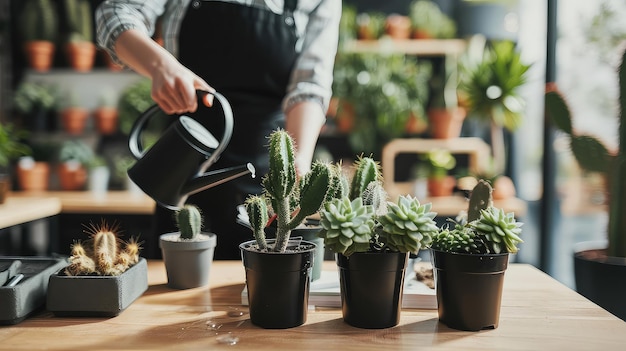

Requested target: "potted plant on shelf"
[
  {"left": 430, "top": 179, "right": 523, "bottom": 331},
  {"left": 159, "top": 204, "right": 217, "bottom": 289},
  {"left": 57, "top": 139, "right": 92, "bottom": 191},
  {"left": 356, "top": 12, "right": 386, "bottom": 40},
  {"left": 422, "top": 148, "right": 457, "bottom": 197},
  {"left": 86, "top": 155, "right": 110, "bottom": 194},
  {"left": 242, "top": 129, "right": 338, "bottom": 329},
  {"left": 458, "top": 36, "right": 531, "bottom": 175},
  {"left": 47, "top": 221, "right": 148, "bottom": 316},
  {"left": 545, "top": 48, "right": 626, "bottom": 321},
  {"left": 18, "top": 0, "right": 59, "bottom": 72},
  {"left": 13, "top": 81, "right": 57, "bottom": 132},
  {"left": 318, "top": 156, "right": 439, "bottom": 329},
  {"left": 93, "top": 90, "right": 119, "bottom": 135},
  {"left": 409, "top": 0, "right": 457, "bottom": 39},
  {"left": 60, "top": 90, "right": 90, "bottom": 135},
  {"left": 62, "top": 0, "right": 96, "bottom": 71},
  {"left": 0, "top": 123, "right": 31, "bottom": 203}
]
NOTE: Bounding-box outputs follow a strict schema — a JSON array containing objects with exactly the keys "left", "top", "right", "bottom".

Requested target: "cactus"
[
  {"left": 64, "top": 221, "right": 141, "bottom": 276},
  {"left": 319, "top": 156, "right": 439, "bottom": 256},
  {"left": 175, "top": 204, "right": 203, "bottom": 240},
  {"left": 19, "top": 0, "right": 59, "bottom": 42},
  {"left": 431, "top": 179, "right": 523, "bottom": 254},
  {"left": 545, "top": 49, "right": 626, "bottom": 258},
  {"left": 63, "top": 0, "right": 93, "bottom": 43},
  {"left": 245, "top": 129, "right": 337, "bottom": 253}
]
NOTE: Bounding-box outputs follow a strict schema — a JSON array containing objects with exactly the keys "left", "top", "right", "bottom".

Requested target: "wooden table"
[
  {"left": 10, "top": 191, "right": 156, "bottom": 214},
  {"left": 0, "top": 196, "right": 61, "bottom": 229},
  {"left": 1, "top": 260, "right": 625, "bottom": 350}
]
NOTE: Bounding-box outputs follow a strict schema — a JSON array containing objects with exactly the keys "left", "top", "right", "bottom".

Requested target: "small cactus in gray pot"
[{"left": 175, "top": 204, "right": 203, "bottom": 240}]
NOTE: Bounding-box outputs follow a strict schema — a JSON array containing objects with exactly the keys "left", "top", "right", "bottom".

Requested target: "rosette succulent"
[
  {"left": 319, "top": 197, "right": 376, "bottom": 256},
  {"left": 378, "top": 195, "right": 439, "bottom": 253}
]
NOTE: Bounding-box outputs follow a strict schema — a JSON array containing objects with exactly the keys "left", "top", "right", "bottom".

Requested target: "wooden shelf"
[
  {"left": 0, "top": 195, "right": 62, "bottom": 229},
  {"left": 342, "top": 38, "right": 467, "bottom": 56},
  {"left": 10, "top": 191, "right": 155, "bottom": 215}
]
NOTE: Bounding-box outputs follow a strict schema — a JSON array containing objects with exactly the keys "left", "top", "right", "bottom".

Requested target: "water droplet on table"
[{"left": 216, "top": 333, "right": 240, "bottom": 345}]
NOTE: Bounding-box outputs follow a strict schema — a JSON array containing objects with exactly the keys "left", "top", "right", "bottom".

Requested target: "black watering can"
[{"left": 127, "top": 91, "right": 255, "bottom": 210}]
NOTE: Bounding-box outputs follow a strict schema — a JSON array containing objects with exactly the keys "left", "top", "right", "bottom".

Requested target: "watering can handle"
[{"left": 128, "top": 90, "right": 234, "bottom": 170}]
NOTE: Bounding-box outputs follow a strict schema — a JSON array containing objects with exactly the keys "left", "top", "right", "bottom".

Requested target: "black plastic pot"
[
  {"left": 240, "top": 239, "right": 316, "bottom": 329},
  {"left": 574, "top": 242, "right": 626, "bottom": 321},
  {"left": 336, "top": 251, "right": 409, "bottom": 329},
  {"left": 431, "top": 249, "right": 509, "bottom": 331}
]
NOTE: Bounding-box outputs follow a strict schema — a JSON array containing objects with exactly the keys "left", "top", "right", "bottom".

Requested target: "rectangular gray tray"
[
  {"left": 46, "top": 257, "right": 148, "bottom": 317},
  {"left": 0, "top": 256, "right": 68, "bottom": 325}
]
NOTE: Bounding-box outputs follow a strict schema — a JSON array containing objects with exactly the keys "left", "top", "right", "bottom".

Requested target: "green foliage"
[
  {"left": 13, "top": 82, "right": 57, "bottom": 114},
  {"left": 459, "top": 38, "right": 531, "bottom": 132},
  {"left": 409, "top": 0, "right": 456, "bottom": 39},
  {"left": 245, "top": 129, "right": 338, "bottom": 253},
  {"left": 63, "top": 0, "right": 93, "bottom": 42},
  {"left": 332, "top": 53, "right": 432, "bottom": 157},
  {"left": 19, "top": 0, "right": 59, "bottom": 42},
  {"left": 356, "top": 12, "right": 386, "bottom": 40},
  {"left": 118, "top": 79, "right": 160, "bottom": 135},
  {"left": 175, "top": 204, "right": 203, "bottom": 240},
  {"left": 545, "top": 49, "right": 626, "bottom": 258},
  {"left": 421, "top": 148, "right": 456, "bottom": 179},
  {"left": 58, "top": 139, "right": 94, "bottom": 165},
  {"left": 0, "top": 123, "right": 31, "bottom": 168},
  {"left": 431, "top": 179, "right": 523, "bottom": 254}
]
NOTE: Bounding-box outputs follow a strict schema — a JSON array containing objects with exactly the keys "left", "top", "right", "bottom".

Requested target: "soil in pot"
[
  {"left": 240, "top": 239, "right": 316, "bottom": 329},
  {"left": 336, "top": 251, "right": 409, "bottom": 329}
]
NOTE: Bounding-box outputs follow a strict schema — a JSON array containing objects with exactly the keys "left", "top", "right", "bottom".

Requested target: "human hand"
[{"left": 150, "top": 60, "right": 215, "bottom": 115}]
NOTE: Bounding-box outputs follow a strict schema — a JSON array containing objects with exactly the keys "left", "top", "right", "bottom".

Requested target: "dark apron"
[{"left": 154, "top": 0, "right": 299, "bottom": 259}]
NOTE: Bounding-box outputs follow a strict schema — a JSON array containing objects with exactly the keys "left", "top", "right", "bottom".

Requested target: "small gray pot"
[
  {"left": 47, "top": 258, "right": 148, "bottom": 317},
  {"left": 159, "top": 232, "right": 217, "bottom": 289}
]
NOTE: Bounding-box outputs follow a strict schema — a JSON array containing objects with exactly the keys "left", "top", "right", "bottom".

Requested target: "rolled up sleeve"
[{"left": 283, "top": 0, "right": 341, "bottom": 114}]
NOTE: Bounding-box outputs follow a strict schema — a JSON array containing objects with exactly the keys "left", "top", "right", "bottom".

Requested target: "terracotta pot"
[
  {"left": 65, "top": 42, "right": 96, "bottom": 72},
  {"left": 94, "top": 107, "right": 119, "bottom": 135},
  {"left": 405, "top": 112, "right": 429, "bottom": 135},
  {"left": 61, "top": 107, "right": 89, "bottom": 135},
  {"left": 0, "top": 174, "right": 9, "bottom": 204},
  {"left": 385, "top": 15, "right": 412, "bottom": 39},
  {"left": 23, "top": 41, "right": 55, "bottom": 72},
  {"left": 428, "top": 175, "right": 456, "bottom": 197},
  {"left": 16, "top": 162, "right": 50, "bottom": 191},
  {"left": 334, "top": 100, "right": 355, "bottom": 133},
  {"left": 58, "top": 162, "right": 87, "bottom": 191},
  {"left": 427, "top": 107, "right": 467, "bottom": 139},
  {"left": 412, "top": 29, "right": 434, "bottom": 39},
  {"left": 492, "top": 175, "right": 517, "bottom": 200}
]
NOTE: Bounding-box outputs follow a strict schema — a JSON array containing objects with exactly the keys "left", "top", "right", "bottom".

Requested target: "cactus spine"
[
  {"left": 246, "top": 129, "right": 336, "bottom": 253},
  {"left": 545, "top": 49, "right": 626, "bottom": 258},
  {"left": 65, "top": 222, "right": 140, "bottom": 276},
  {"left": 175, "top": 204, "right": 203, "bottom": 240}
]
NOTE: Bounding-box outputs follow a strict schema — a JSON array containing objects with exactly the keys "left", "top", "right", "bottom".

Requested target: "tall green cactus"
[
  {"left": 64, "top": 0, "right": 93, "bottom": 42},
  {"left": 19, "top": 0, "right": 59, "bottom": 42},
  {"left": 175, "top": 204, "right": 203, "bottom": 240},
  {"left": 545, "top": 49, "right": 626, "bottom": 258},
  {"left": 245, "top": 129, "right": 337, "bottom": 253}
]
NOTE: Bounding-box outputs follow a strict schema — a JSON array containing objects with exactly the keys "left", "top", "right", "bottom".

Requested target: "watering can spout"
[{"left": 182, "top": 163, "right": 256, "bottom": 197}]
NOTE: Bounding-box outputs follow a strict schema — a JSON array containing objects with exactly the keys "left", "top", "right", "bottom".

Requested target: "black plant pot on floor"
[
  {"left": 431, "top": 249, "right": 508, "bottom": 331},
  {"left": 336, "top": 251, "right": 409, "bottom": 329},
  {"left": 240, "top": 239, "right": 316, "bottom": 329}
]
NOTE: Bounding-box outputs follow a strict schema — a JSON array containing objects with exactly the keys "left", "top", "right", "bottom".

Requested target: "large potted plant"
[
  {"left": 242, "top": 129, "right": 338, "bottom": 329},
  {"left": 0, "top": 123, "right": 31, "bottom": 203},
  {"left": 545, "top": 48, "right": 626, "bottom": 321},
  {"left": 458, "top": 36, "right": 531, "bottom": 174},
  {"left": 318, "top": 156, "right": 439, "bottom": 329},
  {"left": 47, "top": 221, "right": 148, "bottom": 316},
  {"left": 160, "top": 204, "right": 217, "bottom": 289},
  {"left": 18, "top": 0, "right": 59, "bottom": 72},
  {"left": 430, "top": 179, "right": 523, "bottom": 331}
]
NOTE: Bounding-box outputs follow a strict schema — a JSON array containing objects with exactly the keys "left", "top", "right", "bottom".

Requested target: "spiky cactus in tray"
[
  {"left": 245, "top": 129, "right": 338, "bottom": 253},
  {"left": 65, "top": 222, "right": 141, "bottom": 276},
  {"left": 319, "top": 155, "right": 439, "bottom": 256},
  {"left": 431, "top": 179, "right": 523, "bottom": 254}
]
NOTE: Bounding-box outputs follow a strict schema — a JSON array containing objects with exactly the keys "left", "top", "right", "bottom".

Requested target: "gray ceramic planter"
[
  {"left": 0, "top": 257, "right": 67, "bottom": 325},
  {"left": 160, "top": 232, "right": 217, "bottom": 289},
  {"left": 46, "top": 258, "right": 148, "bottom": 317}
]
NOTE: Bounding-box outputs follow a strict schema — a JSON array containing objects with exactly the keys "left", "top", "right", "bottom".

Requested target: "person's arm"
[
  {"left": 95, "top": 0, "right": 213, "bottom": 114},
  {"left": 284, "top": 0, "right": 342, "bottom": 174}
]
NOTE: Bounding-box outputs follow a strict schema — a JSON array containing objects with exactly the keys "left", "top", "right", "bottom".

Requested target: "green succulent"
[
  {"left": 470, "top": 207, "right": 523, "bottom": 254},
  {"left": 175, "top": 204, "right": 203, "bottom": 240},
  {"left": 431, "top": 223, "right": 483, "bottom": 254},
  {"left": 319, "top": 197, "right": 377, "bottom": 256},
  {"left": 378, "top": 195, "right": 438, "bottom": 253}
]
